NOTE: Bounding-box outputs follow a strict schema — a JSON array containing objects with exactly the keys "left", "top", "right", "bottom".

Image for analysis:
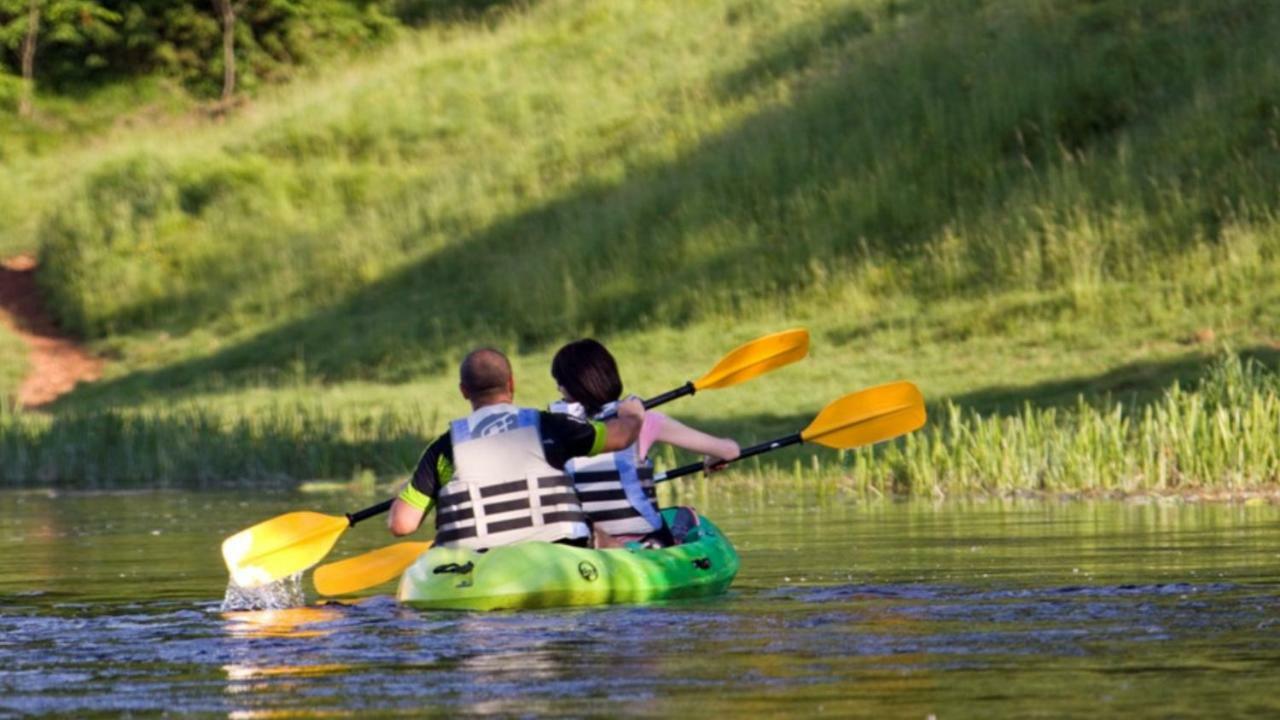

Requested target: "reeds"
[
  {"left": 2, "top": 354, "right": 1275, "bottom": 494},
  {"left": 814, "top": 355, "right": 1280, "bottom": 497}
]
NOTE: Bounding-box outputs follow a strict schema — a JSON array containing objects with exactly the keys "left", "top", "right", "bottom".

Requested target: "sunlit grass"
[
  {"left": 1, "top": 0, "right": 1278, "bottom": 490},
  {"left": 5, "top": 0, "right": 1275, "bottom": 382}
]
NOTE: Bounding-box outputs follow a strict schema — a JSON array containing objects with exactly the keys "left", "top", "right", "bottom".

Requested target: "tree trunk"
[
  {"left": 213, "top": 0, "right": 237, "bottom": 105},
  {"left": 18, "top": 0, "right": 40, "bottom": 117}
]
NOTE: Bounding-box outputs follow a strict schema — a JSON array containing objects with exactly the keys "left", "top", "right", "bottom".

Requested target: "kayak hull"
[{"left": 397, "top": 509, "right": 738, "bottom": 611}]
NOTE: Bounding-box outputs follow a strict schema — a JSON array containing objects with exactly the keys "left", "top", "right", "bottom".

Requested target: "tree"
[
  {"left": 17, "top": 0, "right": 37, "bottom": 116},
  {"left": 210, "top": 0, "right": 246, "bottom": 106},
  {"left": 0, "top": 0, "right": 118, "bottom": 116}
]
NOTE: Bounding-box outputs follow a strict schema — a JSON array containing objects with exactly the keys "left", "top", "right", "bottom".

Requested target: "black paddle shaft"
[
  {"left": 655, "top": 432, "right": 804, "bottom": 483},
  {"left": 347, "top": 498, "right": 394, "bottom": 527},
  {"left": 596, "top": 381, "right": 697, "bottom": 420},
  {"left": 642, "top": 381, "right": 697, "bottom": 409}
]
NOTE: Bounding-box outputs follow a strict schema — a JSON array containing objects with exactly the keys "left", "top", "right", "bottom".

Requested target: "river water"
[{"left": 2, "top": 485, "right": 1279, "bottom": 717}]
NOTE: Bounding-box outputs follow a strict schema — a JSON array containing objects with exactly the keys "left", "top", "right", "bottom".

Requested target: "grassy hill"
[{"left": 1, "top": 0, "right": 1278, "bottom": 488}]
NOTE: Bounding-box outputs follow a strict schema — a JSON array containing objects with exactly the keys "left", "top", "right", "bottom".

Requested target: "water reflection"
[
  {"left": 221, "top": 605, "right": 350, "bottom": 718},
  {"left": 223, "top": 605, "right": 344, "bottom": 639}
]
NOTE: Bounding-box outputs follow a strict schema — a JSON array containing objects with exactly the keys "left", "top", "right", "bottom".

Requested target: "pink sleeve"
[{"left": 638, "top": 411, "right": 666, "bottom": 460}]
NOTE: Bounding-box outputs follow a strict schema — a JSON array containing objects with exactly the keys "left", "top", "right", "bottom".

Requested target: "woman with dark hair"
[{"left": 550, "top": 339, "right": 740, "bottom": 548}]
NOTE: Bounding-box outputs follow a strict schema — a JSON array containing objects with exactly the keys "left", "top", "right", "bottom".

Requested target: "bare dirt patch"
[{"left": 0, "top": 254, "right": 103, "bottom": 408}]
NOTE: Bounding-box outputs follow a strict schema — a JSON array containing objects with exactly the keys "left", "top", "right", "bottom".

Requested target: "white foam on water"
[{"left": 220, "top": 572, "right": 306, "bottom": 611}]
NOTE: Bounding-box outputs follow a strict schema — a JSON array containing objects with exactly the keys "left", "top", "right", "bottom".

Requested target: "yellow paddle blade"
[
  {"left": 313, "top": 542, "right": 433, "bottom": 596},
  {"left": 693, "top": 328, "right": 810, "bottom": 391},
  {"left": 221, "top": 511, "right": 350, "bottom": 589},
  {"left": 801, "top": 381, "right": 927, "bottom": 449}
]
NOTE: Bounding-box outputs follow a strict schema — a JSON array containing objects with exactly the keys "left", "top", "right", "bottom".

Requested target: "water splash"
[{"left": 220, "top": 573, "right": 306, "bottom": 611}]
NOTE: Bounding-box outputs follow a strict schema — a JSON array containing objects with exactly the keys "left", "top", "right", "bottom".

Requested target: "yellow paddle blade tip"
[
  {"left": 314, "top": 542, "right": 432, "bottom": 596},
  {"left": 693, "top": 328, "right": 810, "bottom": 391},
  {"left": 221, "top": 511, "right": 349, "bottom": 589},
  {"left": 802, "top": 381, "right": 927, "bottom": 449}
]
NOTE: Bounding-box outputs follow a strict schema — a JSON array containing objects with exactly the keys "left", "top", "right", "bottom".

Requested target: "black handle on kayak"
[
  {"left": 596, "top": 381, "right": 697, "bottom": 419},
  {"left": 654, "top": 432, "right": 804, "bottom": 483},
  {"left": 347, "top": 498, "right": 394, "bottom": 527}
]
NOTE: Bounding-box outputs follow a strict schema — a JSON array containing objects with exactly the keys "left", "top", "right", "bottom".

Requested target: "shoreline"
[{"left": 7, "top": 481, "right": 1279, "bottom": 507}]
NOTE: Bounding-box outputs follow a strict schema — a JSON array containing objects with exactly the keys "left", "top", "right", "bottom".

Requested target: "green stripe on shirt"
[
  {"left": 397, "top": 482, "right": 433, "bottom": 512},
  {"left": 588, "top": 420, "right": 607, "bottom": 456},
  {"left": 400, "top": 453, "right": 453, "bottom": 513}
]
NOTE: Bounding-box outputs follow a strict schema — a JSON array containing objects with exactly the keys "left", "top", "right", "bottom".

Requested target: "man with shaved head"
[{"left": 389, "top": 348, "right": 644, "bottom": 549}]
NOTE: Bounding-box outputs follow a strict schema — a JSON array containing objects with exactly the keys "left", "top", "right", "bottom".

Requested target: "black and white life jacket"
[
  {"left": 434, "top": 404, "right": 588, "bottom": 549},
  {"left": 551, "top": 400, "right": 664, "bottom": 536}
]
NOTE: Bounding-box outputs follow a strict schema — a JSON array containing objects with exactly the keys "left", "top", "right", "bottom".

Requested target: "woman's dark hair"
[{"left": 551, "top": 338, "right": 623, "bottom": 416}]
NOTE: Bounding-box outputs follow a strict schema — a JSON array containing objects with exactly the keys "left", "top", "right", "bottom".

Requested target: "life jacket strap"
[
  {"left": 436, "top": 474, "right": 581, "bottom": 546},
  {"left": 436, "top": 509, "right": 588, "bottom": 544}
]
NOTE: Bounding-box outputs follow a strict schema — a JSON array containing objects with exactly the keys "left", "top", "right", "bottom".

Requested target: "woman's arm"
[{"left": 649, "top": 412, "right": 740, "bottom": 463}]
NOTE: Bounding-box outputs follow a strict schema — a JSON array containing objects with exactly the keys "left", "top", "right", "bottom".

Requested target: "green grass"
[
  {"left": 0, "top": 77, "right": 200, "bottom": 258},
  {"left": 18, "top": 0, "right": 1278, "bottom": 368},
  {"left": 0, "top": 324, "right": 26, "bottom": 405},
  {"left": 0, "top": 0, "right": 1278, "bottom": 488}
]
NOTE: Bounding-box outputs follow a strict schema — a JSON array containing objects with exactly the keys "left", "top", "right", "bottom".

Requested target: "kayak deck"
[{"left": 397, "top": 508, "right": 738, "bottom": 611}]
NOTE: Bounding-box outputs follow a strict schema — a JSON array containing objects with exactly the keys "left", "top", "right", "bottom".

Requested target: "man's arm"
[
  {"left": 599, "top": 396, "right": 645, "bottom": 452},
  {"left": 540, "top": 396, "right": 646, "bottom": 469},
  {"left": 388, "top": 495, "right": 426, "bottom": 537},
  {"left": 388, "top": 433, "right": 450, "bottom": 536}
]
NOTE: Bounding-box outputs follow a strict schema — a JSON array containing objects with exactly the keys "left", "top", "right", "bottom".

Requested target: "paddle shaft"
[
  {"left": 347, "top": 499, "right": 393, "bottom": 526},
  {"left": 655, "top": 432, "right": 804, "bottom": 483},
  {"left": 642, "top": 381, "right": 697, "bottom": 409},
  {"left": 595, "top": 381, "right": 696, "bottom": 419}
]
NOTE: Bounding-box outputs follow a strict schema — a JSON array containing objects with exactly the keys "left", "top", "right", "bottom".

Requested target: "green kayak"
[{"left": 396, "top": 508, "right": 739, "bottom": 611}]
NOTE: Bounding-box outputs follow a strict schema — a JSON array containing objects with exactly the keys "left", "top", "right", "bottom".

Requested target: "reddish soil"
[{"left": 0, "top": 254, "right": 103, "bottom": 408}]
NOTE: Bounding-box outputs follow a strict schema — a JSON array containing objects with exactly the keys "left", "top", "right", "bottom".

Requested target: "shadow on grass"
[
  {"left": 943, "top": 345, "right": 1280, "bottom": 415},
  {"left": 0, "top": 408, "right": 429, "bottom": 487},
  {"left": 54, "top": 0, "right": 1280, "bottom": 410}
]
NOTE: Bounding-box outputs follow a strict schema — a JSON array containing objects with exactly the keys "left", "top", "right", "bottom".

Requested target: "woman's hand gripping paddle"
[{"left": 303, "top": 329, "right": 810, "bottom": 596}]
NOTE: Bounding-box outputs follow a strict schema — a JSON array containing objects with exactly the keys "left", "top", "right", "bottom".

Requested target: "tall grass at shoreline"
[
  {"left": 860, "top": 356, "right": 1280, "bottom": 497},
  {"left": 3, "top": 354, "right": 1276, "bottom": 494}
]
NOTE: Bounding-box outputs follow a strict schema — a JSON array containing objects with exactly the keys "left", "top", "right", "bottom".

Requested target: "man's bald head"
[{"left": 459, "top": 347, "right": 514, "bottom": 405}]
